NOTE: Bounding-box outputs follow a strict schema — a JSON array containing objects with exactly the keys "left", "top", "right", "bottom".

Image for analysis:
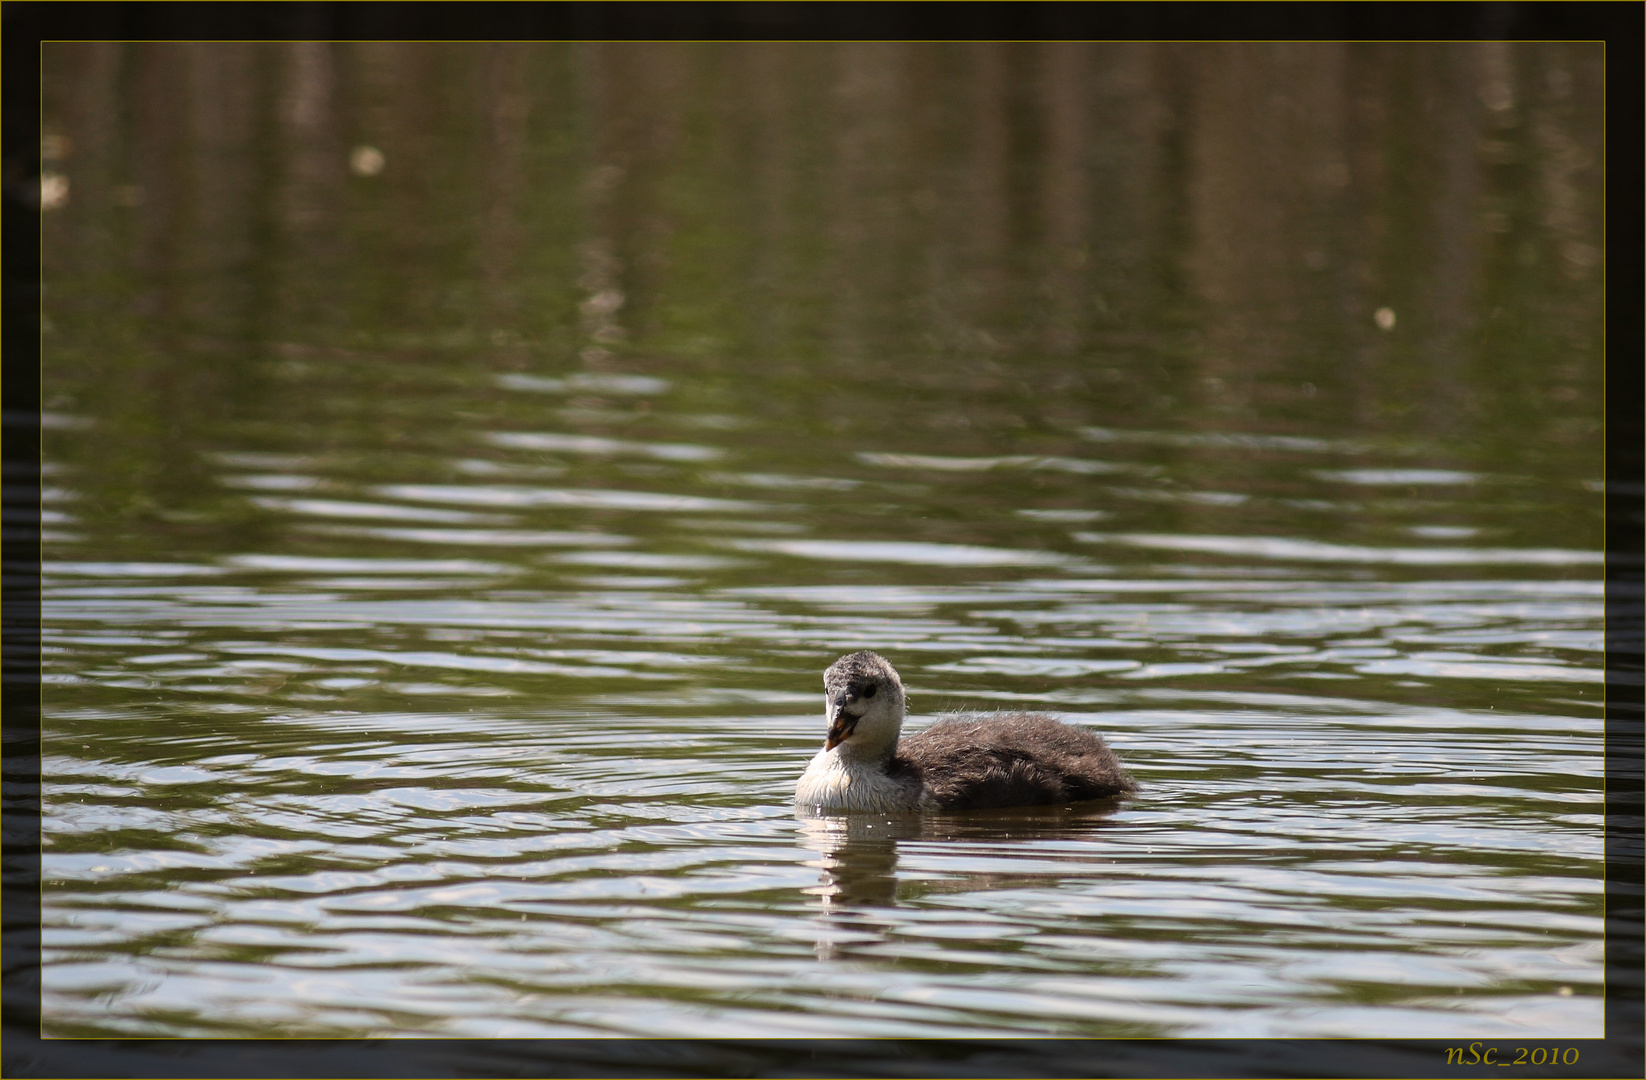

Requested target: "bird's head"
[{"left": 821, "top": 650, "right": 906, "bottom": 759}]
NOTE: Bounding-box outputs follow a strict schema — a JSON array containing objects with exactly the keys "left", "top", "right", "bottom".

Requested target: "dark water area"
[{"left": 34, "top": 43, "right": 1606, "bottom": 1041}]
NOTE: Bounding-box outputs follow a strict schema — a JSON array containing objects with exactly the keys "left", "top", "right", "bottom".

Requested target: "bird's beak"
[{"left": 825, "top": 701, "right": 859, "bottom": 750}]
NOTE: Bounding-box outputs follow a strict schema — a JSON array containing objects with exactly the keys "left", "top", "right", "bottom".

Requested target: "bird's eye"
[{"left": 863, "top": 684, "right": 877, "bottom": 699}]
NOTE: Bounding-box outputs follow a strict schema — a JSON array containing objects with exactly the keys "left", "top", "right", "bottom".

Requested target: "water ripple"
[
  {"left": 724, "top": 539, "right": 1069, "bottom": 567},
  {"left": 1077, "top": 532, "right": 1602, "bottom": 566},
  {"left": 376, "top": 483, "right": 762, "bottom": 513},
  {"left": 486, "top": 431, "right": 722, "bottom": 462}
]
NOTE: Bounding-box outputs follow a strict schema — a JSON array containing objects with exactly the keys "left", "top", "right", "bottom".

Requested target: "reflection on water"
[
  {"left": 36, "top": 42, "right": 1603, "bottom": 1039},
  {"left": 802, "top": 815, "right": 907, "bottom": 912},
  {"left": 800, "top": 804, "right": 1131, "bottom": 918}
]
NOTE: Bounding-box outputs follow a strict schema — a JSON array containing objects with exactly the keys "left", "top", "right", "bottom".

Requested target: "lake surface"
[{"left": 35, "top": 42, "right": 1606, "bottom": 1042}]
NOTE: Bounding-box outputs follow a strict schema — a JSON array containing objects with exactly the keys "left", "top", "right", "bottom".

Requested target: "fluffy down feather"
[{"left": 890, "top": 713, "right": 1136, "bottom": 811}]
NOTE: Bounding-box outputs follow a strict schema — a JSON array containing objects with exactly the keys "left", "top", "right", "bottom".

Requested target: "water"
[{"left": 35, "top": 42, "right": 1605, "bottom": 1042}]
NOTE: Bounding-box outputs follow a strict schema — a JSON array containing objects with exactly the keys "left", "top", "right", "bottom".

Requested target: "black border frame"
[{"left": 3, "top": 3, "right": 1641, "bottom": 1077}]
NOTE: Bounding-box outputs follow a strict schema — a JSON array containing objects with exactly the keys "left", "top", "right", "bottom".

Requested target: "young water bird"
[{"left": 794, "top": 651, "right": 1137, "bottom": 813}]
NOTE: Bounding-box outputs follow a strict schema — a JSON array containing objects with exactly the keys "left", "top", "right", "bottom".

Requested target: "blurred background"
[
  {"left": 34, "top": 42, "right": 1606, "bottom": 1041},
  {"left": 40, "top": 42, "right": 1601, "bottom": 520}
]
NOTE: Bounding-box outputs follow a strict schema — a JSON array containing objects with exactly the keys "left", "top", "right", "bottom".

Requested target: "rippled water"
[{"left": 36, "top": 41, "right": 1605, "bottom": 1042}]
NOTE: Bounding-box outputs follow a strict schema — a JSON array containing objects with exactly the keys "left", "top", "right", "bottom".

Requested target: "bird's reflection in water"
[{"left": 797, "top": 802, "right": 1128, "bottom": 961}]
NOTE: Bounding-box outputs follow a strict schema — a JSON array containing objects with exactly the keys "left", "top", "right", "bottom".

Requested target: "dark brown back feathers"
[{"left": 890, "top": 713, "right": 1137, "bottom": 811}]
